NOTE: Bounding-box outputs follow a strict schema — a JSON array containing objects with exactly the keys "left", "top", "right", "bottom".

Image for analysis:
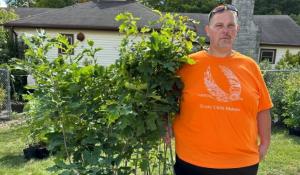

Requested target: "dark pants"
[{"left": 174, "top": 156, "right": 259, "bottom": 175}]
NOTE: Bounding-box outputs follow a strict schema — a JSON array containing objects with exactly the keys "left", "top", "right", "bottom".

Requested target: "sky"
[{"left": 0, "top": 0, "right": 7, "bottom": 7}]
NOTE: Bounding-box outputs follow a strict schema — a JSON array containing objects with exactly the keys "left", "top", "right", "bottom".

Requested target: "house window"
[
  {"left": 259, "top": 49, "right": 276, "bottom": 64},
  {"left": 58, "top": 34, "right": 74, "bottom": 55}
]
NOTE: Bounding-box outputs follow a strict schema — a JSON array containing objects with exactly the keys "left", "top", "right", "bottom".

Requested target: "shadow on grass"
[{"left": 0, "top": 154, "right": 27, "bottom": 168}]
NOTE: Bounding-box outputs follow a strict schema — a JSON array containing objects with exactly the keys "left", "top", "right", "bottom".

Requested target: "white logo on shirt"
[{"left": 200, "top": 65, "right": 242, "bottom": 102}]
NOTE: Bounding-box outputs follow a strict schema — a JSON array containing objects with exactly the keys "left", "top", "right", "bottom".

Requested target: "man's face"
[{"left": 205, "top": 11, "right": 239, "bottom": 51}]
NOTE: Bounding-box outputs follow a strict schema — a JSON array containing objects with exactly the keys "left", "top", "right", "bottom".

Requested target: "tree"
[
  {"left": 6, "top": 0, "right": 36, "bottom": 7},
  {"left": 254, "top": 0, "right": 300, "bottom": 15},
  {"left": 139, "top": 0, "right": 231, "bottom": 13},
  {"left": 35, "top": 0, "right": 76, "bottom": 8},
  {"left": 290, "top": 14, "right": 300, "bottom": 25},
  {"left": 18, "top": 12, "right": 200, "bottom": 174},
  {"left": 140, "top": 0, "right": 300, "bottom": 25},
  {"left": 6, "top": 0, "right": 90, "bottom": 8},
  {"left": 254, "top": 0, "right": 300, "bottom": 25},
  {"left": 0, "top": 8, "right": 18, "bottom": 64}
]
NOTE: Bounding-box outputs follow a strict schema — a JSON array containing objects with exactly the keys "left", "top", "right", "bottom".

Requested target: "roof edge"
[
  {"left": 260, "top": 43, "right": 300, "bottom": 47},
  {"left": 4, "top": 23, "right": 119, "bottom": 31},
  {"left": 3, "top": 23, "right": 161, "bottom": 32}
]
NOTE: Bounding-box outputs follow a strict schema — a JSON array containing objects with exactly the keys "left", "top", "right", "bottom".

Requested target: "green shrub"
[
  {"left": 282, "top": 73, "right": 300, "bottom": 128},
  {"left": 260, "top": 61, "right": 288, "bottom": 124},
  {"left": 264, "top": 71, "right": 289, "bottom": 124},
  {"left": 261, "top": 57, "right": 300, "bottom": 126},
  {"left": 18, "top": 12, "right": 200, "bottom": 175},
  {"left": 276, "top": 50, "right": 300, "bottom": 67}
]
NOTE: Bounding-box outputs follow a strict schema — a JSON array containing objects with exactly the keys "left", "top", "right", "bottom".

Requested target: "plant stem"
[
  {"left": 167, "top": 115, "right": 175, "bottom": 175},
  {"left": 158, "top": 144, "right": 161, "bottom": 175},
  {"left": 134, "top": 152, "right": 138, "bottom": 175},
  {"left": 61, "top": 120, "right": 71, "bottom": 163},
  {"left": 163, "top": 141, "right": 167, "bottom": 175}
]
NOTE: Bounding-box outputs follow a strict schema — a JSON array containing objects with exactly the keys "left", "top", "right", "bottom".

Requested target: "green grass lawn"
[
  {"left": 258, "top": 127, "right": 300, "bottom": 175},
  {"left": 0, "top": 122, "right": 55, "bottom": 175},
  {"left": 0, "top": 121, "right": 299, "bottom": 175}
]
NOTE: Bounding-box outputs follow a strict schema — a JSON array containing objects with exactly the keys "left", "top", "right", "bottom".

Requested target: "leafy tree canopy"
[
  {"left": 6, "top": 0, "right": 90, "bottom": 8},
  {"left": 0, "top": 8, "right": 18, "bottom": 24},
  {"left": 139, "top": 0, "right": 230, "bottom": 13},
  {"left": 140, "top": 0, "right": 300, "bottom": 25},
  {"left": 6, "top": 0, "right": 36, "bottom": 7},
  {"left": 254, "top": 0, "right": 300, "bottom": 15},
  {"left": 35, "top": 0, "right": 78, "bottom": 8},
  {"left": 6, "top": 0, "right": 299, "bottom": 23},
  {"left": 0, "top": 9, "right": 18, "bottom": 64},
  {"left": 254, "top": 0, "right": 300, "bottom": 25}
]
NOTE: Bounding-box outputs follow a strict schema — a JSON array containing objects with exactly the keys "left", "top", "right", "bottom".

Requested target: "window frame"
[
  {"left": 58, "top": 33, "right": 74, "bottom": 55},
  {"left": 259, "top": 48, "right": 276, "bottom": 64}
]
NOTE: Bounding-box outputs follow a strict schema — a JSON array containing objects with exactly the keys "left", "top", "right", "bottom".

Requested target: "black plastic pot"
[
  {"left": 288, "top": 127, "right": 300, "bottom": 137},
  {"left": 23, "top": 144, "right": 50, "bottom": 160},
  {"left": 11, "top": 101, "right": 24, "bottom": 113}
]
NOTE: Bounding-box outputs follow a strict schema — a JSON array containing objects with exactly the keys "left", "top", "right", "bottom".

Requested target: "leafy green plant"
[
  {"left": 282, "top": 73, "right": 300, "bottom": 128},
  {"left": 262, "top": 68, "right": 291, "bottom": 125},
  {"left": 262, "top": 51, "right": 300, "bottom": 125},
  {"left": 276, "top": 50, "right": 300, "bottom": 67},
  {"left": 19, "top": 11, "right": 202, "bottom": 175},
  {"left": 112, "top": 11, "right": 203, "bottom": 174},
  {"left": 0, "top": 8, "right": 19, "bottom": 64}
]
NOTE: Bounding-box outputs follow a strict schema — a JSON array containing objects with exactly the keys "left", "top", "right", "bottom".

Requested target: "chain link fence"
[
  {"left": 262, "top": 69, "right": 300, "bottom": 86},
  {"left": 0, "top": 69, "right": 11, "bottom": 120}
]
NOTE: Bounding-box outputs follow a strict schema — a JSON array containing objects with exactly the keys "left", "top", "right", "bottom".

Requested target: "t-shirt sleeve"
[{"left": 254, "top": 63, "right": 273, "bottom": 112}]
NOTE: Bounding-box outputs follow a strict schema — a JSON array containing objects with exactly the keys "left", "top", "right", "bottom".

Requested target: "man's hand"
[{"left": 257, "top": 109, "right": 271, "bottom": 162}]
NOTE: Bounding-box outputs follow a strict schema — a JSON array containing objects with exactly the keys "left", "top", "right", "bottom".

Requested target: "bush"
[
  {"left": 264, "top": 71, "right": 289, "bottom": 124},
  {"left": 282, "top": 73, "right": 300, "bottom": 128},
  {"left": 260, "top": 56, "right": 300, "bottom": 127},
  {"left": 274, "top": 51, "right": 300, "bottom": 128},
  {"left": 276, "top": 50, "right": 300, "bottom": 67},
  {"left": 19, "top": 12, "right": 201, "bottom": 175},
  {"left": 260, "top": 61, "right": 288, "bottom": 124}
]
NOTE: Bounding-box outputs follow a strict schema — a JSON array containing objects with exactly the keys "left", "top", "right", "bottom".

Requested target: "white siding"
[
  {"left": 14, "top": 28, "right": 125, "bottom": 66},
  {"left": 259, "top": 45, "right": 300, "bottom": 65},
  {"left": 16, "top": 28, "right": 300, "bottom": 67}
]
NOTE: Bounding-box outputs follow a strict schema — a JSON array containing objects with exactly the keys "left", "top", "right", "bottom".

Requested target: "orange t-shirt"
[{"left": 173, "top": 50, "right": 273, "bottom": 168}]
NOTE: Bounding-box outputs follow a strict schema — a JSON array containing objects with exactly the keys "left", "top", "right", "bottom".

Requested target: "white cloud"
[{"left": 0, "top": 0, "right": 7, "bottom": 7}]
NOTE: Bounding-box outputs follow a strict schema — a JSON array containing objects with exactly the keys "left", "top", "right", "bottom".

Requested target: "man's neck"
[{"left": 207, "top": 48, "right": 233, "bottom": 58}]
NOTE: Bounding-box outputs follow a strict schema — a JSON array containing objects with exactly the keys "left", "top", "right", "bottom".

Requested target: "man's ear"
[
  {"left": 237, "top": 25, "right": 240, "bottom": 32},
  {"left": 205, "top": 25, "right": 210, "bottom": 37}
]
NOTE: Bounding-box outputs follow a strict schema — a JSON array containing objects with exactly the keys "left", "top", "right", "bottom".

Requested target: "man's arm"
[{"left": 257, "top": 109, "right": 271, "bottom": 161}]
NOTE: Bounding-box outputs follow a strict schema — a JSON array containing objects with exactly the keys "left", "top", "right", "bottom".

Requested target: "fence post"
[{"left": 0, "top": 68, "right": 11, "bottom": 120}]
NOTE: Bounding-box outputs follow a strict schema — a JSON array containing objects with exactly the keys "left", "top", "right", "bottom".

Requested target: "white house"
[
  {"left": 255, "top": 15, "right": 300, "bottom": 64},
  {"left": 5, "top": 0, "right": 160, "bottom": 66},
  {"left": 4, "top": 0, "right": 300, "bottom": 65}
]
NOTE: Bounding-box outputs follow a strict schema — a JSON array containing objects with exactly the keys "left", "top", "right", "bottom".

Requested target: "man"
[{"left": 173, "top": 4, "right": 273, "bottom": 175}]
